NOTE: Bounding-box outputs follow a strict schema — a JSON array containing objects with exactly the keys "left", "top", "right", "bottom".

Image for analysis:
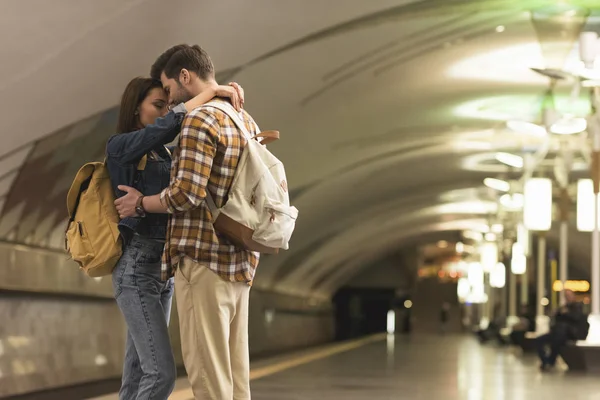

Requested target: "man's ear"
[{"left": 180, "top": 69, "right": 190, "bottom": 85}]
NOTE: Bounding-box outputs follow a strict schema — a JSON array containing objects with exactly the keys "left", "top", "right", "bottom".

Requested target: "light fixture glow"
[
  {"left": 437, "top": 201, "right": 498, "bottom": 215},
  {"left": 438, "top": 240, "right": 449, "bottom": 248},
  {"left": 468, "top": 262, "right": 484, "bottom": 297},
  {"left": 457, "top": 277, "right": 470, "bottom": 301},
  {"left": 579, "top": 31, "right": 599, "bottom": 69},
  {"left": 490, "top": 262, "right": 506, "bottom": 288},
  {"left": 582, "top": 79, "right": 600, "bottom": 88},
  {"left": 491, "top": 224, "right": 504, "bottom": 234},
  {"left": 484, "top": 177, "right": 510, "bottom": 192},
  {"left": 484, "top": 232, "right": 497, "bottom": 242},
  {"left": 456, "top": 241, "right": 464, "bottom": 254},
  {"left": 404, "top": 300, "right": 413, "bottom": 309},
  {"left": 463, "top": 230, "right": 484, "bottom": 242},
  {"left": 387, "top": 310, "right": 396, "bottom": 334},
  {"left": 517, "top": 224, "right": 530, "bottom": 257},
  {"left": 500, "top": 193, "right": 524, "bottom": 210},
  {"left": 506, "top": 120, "right": 547, "bottom": 137},
  {"left": 523, "top": 178, "right": 552, "bottom": 231},
  {"left": 577, "top": 179, "right": 600, "bottom": 232},
  {"left": 541, "top": 297, "right": 549, "bottom": 307},
  {"left": 480, "top": 242, "right": 498, "bottom": 272},
  {"left": 511, "top": 242, "right": 527, "bottom": 274},
  {"left": 550, "top": 116, "right": 587, "bottom": 135},
  {"left": 495, "top": 152, "right": 524, "bottom": 168}
]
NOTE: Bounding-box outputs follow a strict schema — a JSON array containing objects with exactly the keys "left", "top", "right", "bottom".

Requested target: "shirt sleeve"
[
  {"left": 160, "top": 109, "right": 219, "bottom": 213},
  {"left": 105, "top": 103, "right": 187, "bottom": 164}
]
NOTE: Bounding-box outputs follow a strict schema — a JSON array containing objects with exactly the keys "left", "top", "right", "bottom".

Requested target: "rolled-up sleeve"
[{"left": 161, "top": 109, "right": 219, "bottom": 213}]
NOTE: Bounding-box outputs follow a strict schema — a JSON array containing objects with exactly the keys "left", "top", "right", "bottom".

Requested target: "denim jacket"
[{"left": 105, "top": 103, "right": 186, "bottom": 243}]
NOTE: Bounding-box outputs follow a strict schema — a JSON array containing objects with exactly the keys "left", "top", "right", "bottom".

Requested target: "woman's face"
[{"left": 138, "top": 88, "right": 168, "bottom": 127}]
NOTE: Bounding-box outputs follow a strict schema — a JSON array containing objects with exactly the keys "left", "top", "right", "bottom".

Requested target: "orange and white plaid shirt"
[{"left": 160, "top": 98, "right": 259, "bottom": 283}]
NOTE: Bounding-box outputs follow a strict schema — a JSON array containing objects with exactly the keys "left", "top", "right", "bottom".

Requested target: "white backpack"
[{"left": 202, "top": 101, "right": 298, "bottom": 254}]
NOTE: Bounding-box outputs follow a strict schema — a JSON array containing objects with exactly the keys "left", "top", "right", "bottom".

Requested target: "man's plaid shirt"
[{"left": 160, "top": 98, "right": 259, "bottom": 283}]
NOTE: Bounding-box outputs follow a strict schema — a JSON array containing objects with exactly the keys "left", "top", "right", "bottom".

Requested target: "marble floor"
[{"left": 92, "top": 334, "right": 600, "bottom": 400}]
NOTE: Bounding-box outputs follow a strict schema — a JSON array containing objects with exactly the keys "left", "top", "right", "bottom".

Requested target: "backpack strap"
[
  {"left": 137, "top": 155, "right": 147, "bottom": 171},
  {"left": 203, "top": 101, "right": 279, "bottom": 145},
  {"left": 200, "top": 101, "right": 277, "bottom": 221}
]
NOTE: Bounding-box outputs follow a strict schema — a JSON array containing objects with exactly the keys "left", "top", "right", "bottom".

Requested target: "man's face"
[
  {"left": 565, "top": 289, "right": 576, "bottom": 303},
  {"left": 160, "top": 71, "right": 193, "bottom": 106}
]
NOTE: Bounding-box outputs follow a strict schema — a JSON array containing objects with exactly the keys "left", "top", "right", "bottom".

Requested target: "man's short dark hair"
[{"left": 150, "top": 44, "right": 214, "bottom": 82}]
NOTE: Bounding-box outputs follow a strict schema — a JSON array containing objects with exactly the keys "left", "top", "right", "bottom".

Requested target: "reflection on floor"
[{"left": 92, "top": 334, "right": 600, "bottom": 400}]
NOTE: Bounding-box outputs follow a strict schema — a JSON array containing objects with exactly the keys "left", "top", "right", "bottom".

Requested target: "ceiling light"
[
  {"left": 579, "top": 32, "right": 599, "bottom": 69},
  {"left": 456, "top": 241, "right": 465, "bottom": 254},
  {"left": 484, "top": 232, "right": 497, "bottom": 241},
  {"left": 438, "top": 240, "right": 449, "bottom": 248},
  {"left": 582, "top": 79, "right": 600, "bottom": 88},
  {"left": 524, "top": 178, "right": 552, "bottom": 231},
  {"left": 463, "top": 230, "right": 483, "bottom": 242},
  {"left": 491, "top": 224, "right": 504, "bottom": 234},
  {"left": 495, "top": 152, "right": 524, "bottom": 168},
  {"left": 511, "top": 243, "right": 527, "bottom": 274},
  {"left": 490, "top": 262, "right": 506, "bottom": 288},
  {"left": 484, "top": 177, "right": 510, "bottom": 192},
  {"left": 506, "top": 120, "right": 547, "bottom": 137},
  {"left": 496, "top": 25, "right": 505, "bottom": 33},
  {"left": 480, "top": 242, "right": 498, "bottom": 272},
  {"left": 500, "top": 193, "right": 524, "bottom": 210},
  {"left": 550, "top": 116, "right": 587, "bottom": 135}
]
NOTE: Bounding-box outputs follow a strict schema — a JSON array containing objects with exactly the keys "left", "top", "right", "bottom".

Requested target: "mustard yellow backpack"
[{"left": 65, "top": 157, "right": 146, "bottom": 277}]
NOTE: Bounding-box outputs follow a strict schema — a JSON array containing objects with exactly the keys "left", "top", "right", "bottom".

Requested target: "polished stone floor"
[
  {"left": 93, "top": 334, "right": 600, "bottom": 400},
  {"left": 252, "top": 335, "right": 600, "bottom": 400}
]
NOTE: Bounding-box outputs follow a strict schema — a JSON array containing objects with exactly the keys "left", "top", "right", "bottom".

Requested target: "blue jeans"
[{"left": 113, "top": 235, "right": 176, "bottom": 400}]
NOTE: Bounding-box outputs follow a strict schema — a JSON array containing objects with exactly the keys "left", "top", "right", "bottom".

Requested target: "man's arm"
[{"left": 114, "top": 109, "right": 219, "bottom": 219}]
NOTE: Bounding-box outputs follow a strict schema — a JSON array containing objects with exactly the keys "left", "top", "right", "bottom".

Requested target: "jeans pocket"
[
  {"left": 112, "top": 247, "right": 137, "bottom": 299},
  {"left": 137, "top": 250, "right": 162, "bottom": 266}
]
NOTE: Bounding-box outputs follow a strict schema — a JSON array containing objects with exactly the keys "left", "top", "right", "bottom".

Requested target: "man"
[
  {"left": 116, "top": 44, "right": 260, "bottom": 400},
  {"left": 537, "top": 289, "right": 587, "bottom": 371}
]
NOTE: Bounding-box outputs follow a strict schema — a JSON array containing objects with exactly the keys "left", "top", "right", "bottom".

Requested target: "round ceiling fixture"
[
  {"left": 549, "top": 115, "right": 587, "bottom": 135},
  {"left": 495, "top": 152, "right": 524, "bottom": 168},
  {"left": 500, "top": 193, "right": 524, "bottom": 210},
  {"left": 506, "top": 120, "right": 547, "bottom": 137},
  {"left": 483, "top": 177, "right": 510, "bottom": 192}
]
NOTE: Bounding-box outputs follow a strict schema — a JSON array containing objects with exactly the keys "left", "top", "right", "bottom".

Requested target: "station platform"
[{"left": 88, "top": 333, "right": 600, "bottom": 400}]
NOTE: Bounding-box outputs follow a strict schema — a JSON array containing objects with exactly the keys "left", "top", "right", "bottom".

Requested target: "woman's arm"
[
  {"left": 183, "top": 82, "right": 244, "bottom": 112},
  {"left": 106, "top": 104, "right": 187, "bottom": 165},
  {"left": 106, "top": 83, "right": 245, "bottom": 164}
]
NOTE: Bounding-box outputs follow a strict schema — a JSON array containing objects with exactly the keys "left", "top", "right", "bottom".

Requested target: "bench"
[
  {"left": 560, "top": 342, "right": 600, "bottom": 373},
  {"left": 519, "top": 331, "right": 538, "bottom": 353}
]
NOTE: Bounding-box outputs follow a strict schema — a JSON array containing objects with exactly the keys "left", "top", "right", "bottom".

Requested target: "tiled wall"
[{"left": 0, "top": 244, "right": 334, "bottom": 397}]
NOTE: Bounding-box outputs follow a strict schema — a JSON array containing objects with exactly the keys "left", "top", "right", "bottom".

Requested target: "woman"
[{"left": 105, "top": 77, "right": 244, "bottom": 400}]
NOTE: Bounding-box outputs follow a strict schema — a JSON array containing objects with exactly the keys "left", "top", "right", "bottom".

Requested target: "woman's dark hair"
[{"left": 116, "top": 77, "right": 163, "bottom": 134}]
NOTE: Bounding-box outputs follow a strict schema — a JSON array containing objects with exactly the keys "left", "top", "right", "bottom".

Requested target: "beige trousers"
[{"left": 175, "top": 258, "right": 251, "bottom": 400}]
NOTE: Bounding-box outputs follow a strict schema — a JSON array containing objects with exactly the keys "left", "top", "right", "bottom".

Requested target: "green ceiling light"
[{"left": 530, "top": 4, "right": 590, "bottom": 70}]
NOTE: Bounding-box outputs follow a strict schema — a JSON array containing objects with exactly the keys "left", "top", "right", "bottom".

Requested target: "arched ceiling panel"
[{"left": 1, "top": 0, "right": 600, "bottom": 298}]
